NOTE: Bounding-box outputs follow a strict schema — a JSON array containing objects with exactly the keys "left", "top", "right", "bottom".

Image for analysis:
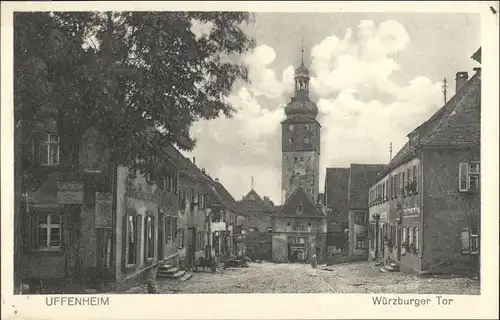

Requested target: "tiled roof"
[
  {"left": 236, "top": 189, "right": 277, "bottom": 216},
  {"left": 471, "top": 47, "right": 481, "bottom": 63},
  {"left": 210, "top": 180, "right": 239, "bottom": 213},
  {"left": 420, "top": 73, "right": 480, "bottom": 147},
  {"left": 324, "top": 167, "right": 350, "bottom": 220},
  {"left": 377, "top": 71, "right": 480, "bottom": 179},
  {"left": 348, "top": 164, "right": 386, "bottom": 209},
  {"left": 275, "top": 186, "right": 326, "bottom": 217}
]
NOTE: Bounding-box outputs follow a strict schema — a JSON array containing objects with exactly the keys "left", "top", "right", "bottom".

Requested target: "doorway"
[{"left": 187, "top": 227, "right": 197, "bottom": 269}]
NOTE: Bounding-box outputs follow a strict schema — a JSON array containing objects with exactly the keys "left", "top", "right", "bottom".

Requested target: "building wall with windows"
[
  {"left": 114, "top": 161, "right": 180, "bottom": 291},
  {"left": 368, "top": 157, "right": 423, "bottom": 271},
  {"left": 422, "top": 148, "right": 480, "bottom": 274}
]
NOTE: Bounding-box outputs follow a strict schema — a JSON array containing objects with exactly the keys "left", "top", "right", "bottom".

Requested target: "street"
[{"left": 123, "top": 261, "right": 480, "bottom": 294}]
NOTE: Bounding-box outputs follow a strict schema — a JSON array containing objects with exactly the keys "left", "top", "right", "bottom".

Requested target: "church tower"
[{"left": 281, "top": 50, "right": 321, "bottom": 204}]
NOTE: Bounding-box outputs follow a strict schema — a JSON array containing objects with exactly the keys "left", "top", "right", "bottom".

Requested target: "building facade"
[
  {"left": 368, "top": 61, "right": 481, "bottom": 276},
  {"left": 346, "top": 164, "right": 385, "bottom": 258},
  {"left": 235, "top": 189, "right": 276, "bottom": 260},
  {"left": 323, "top": 168, "right": 350, "bottom": 254}
]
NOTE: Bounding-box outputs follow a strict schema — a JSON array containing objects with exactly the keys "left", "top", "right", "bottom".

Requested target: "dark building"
[
  {"left": 347, "top": 164, "right": 385, "bottom": 258},
  {"left": 323, "top": 168, "right": 350, "bottom": 254},
  {"left": 368, "top": 54, "right": 481, "bottom": 275}
]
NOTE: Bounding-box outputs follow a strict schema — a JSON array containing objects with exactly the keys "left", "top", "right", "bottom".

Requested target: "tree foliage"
[{"left": 14, "top": 11, "right": 255, "bottom": 174}]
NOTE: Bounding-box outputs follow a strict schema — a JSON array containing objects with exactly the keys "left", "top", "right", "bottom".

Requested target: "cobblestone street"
[{"left": 123, "top": 261, "right": 480, "bottom": 294}]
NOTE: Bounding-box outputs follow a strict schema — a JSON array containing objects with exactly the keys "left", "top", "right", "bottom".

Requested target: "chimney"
[
  {"left": 473, "top": 67, "right": 481, "bottom": 75},
  {"left": 264, "top": 196, "right": 269, "bottom": 201},
  {"left": 192, "top": 157, "right": 196, "bottom": 165},
  {"left": 455, "top": 72, "right": 469, "bottom": 93}
]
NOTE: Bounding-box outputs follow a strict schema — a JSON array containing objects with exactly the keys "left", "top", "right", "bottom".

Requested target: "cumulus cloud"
[
  {"left": 186, "top": 19, "right": 444, "bottom": 204},
  {"left": 184, "top": 45, "right": 291, "bottom": 203},
  {"left": 312, "top": 20, "right": 441, "bottom": 188}
]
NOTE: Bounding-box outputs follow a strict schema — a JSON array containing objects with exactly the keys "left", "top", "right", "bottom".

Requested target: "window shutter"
[
  {"left": 30, "top": 214, "right": 38, "bottom": 250},
  {"left": 143, "top": 216, "right": 148, "bottom": 263},
  {"left": 459, "top": 162, "right": 469, "bottom": 192},
  {"left": 416, "top": 164, "right": 421, "bottom": 193},
  {"left": 460, "top": 228, "right": 470, "bottom": 254},
  {"left": 415, "top": 228, "right": 419, "bottom": 251},
  {"left": 135, "top": 216, "right": 142, "bottom": 264},
  {"left": 122, "top": 215, "right": 127, "bottom": 270}
]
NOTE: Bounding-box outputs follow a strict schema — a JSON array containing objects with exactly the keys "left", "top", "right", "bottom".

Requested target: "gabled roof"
[
  {"left": 348, "top": 164, "right": 386, "bottom": 209},
  {"left": 236, "top": 189, "right": 276, "bottom": 216},
  {"left": 377, "top": 71, "right": 480, "bottom": 179},
  {"left": 209, "top": 179, "right": 239, "bottom": 213},
  {"left": 275, "top": 186, "right": 326, "bottom": 218},
  {"left": 471, "top": 47, "right": 481, "bottom": 63},
  {"left": 419, "top": 73, "right": 480, "bottom": 148}
]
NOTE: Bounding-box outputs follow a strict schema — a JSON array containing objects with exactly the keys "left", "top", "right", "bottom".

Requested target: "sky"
[{"left": 185, "top": 12, "right": 481, "bottom": 205}]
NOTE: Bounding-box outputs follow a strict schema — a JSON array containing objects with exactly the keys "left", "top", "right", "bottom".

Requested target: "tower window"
[{"left": 289, "top": 124, "right": 294, "bottom": 131}]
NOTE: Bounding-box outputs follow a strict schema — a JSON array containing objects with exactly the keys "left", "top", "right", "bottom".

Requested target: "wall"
[
  {"left": 272, "top": 216, "right": 327, "bottom": 262},
  {"left": 348, "top": 210, "right": 368, "bottom": 257},
  {"left": 422, "top": 148, "right": 480, "bottom": 274},
  {"left": 282, "top": 151, "right": 320, "bottom": 202},
  {"left": 368, "top": 156, "right": 422, "bottom": 270}
]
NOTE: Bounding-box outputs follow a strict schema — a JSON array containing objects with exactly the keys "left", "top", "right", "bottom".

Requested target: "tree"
[{"left": 15, "top": 11, "right": 255, "bottom": 176}]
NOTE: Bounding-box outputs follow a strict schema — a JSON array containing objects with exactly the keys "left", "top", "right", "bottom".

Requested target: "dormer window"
[
  {"left": 41, "top": 133, "right": 60, "bottom": 165},
  {"left": 409, "top": 131, "right": 420, "bottom": 146}
]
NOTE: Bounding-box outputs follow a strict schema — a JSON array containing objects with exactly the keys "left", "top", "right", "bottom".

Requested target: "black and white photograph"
[{"left": 2, "top": 1, "right": 498, "bottom": 320}]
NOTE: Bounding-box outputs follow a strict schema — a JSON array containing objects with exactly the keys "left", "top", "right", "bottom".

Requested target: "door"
[
  {"left": 187, "top": 227, "right": 196, "bottom": 268},
  {"left": 158, "top": 211, "right": 164, "bottom": 261}
]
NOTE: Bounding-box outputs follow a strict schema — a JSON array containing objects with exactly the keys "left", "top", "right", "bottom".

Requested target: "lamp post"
[{"left": 373, "top": 213, "right": 381, "bottom": 259}]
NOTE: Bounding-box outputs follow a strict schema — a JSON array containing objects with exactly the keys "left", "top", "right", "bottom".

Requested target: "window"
[
  {"left": 165, "top": 216, "right": 171, "bottom": 242},
  {"left": 289, "top": 138, "right": 294, "bottom": 143},
  {"left": 304, "top": 124, "right": 309, "bottom": 131},
  {"left": 356, "top": 236, "right": 368, "bottom": 249},
  {"left": 179, "top": 190, "right": 186, "bottom": 209},
  {"left": 190, "top": 188, "right": 195, "bottom": 204},
  {"left": 147, "top": 215, "right": 155, "bottom": 259},
  {"left": 354, "top": 212, "right": 366, "bottom": 225},
  {"left": 294, "top": 221, "right": 304, "bottom": 229},
  {"left": 40, "top": 133, "right": 60, "bottom": 165},
  {"left": 171, "top": 217, "right": 177, "bottom": 243},
  {"left": 461, "top": 227, "right": 479, "bottom": 255},
  {"left": 289, "top": 124, "right": 294, "bottom": 131},
  {"left": 304, "top": 137, "right": 310, "bottom": 144},
  {"left": 382, "top": 184, "right": 385, "bottom": 202},
  {"left": 197, "top": 231, "right": 205, "bottom": 250},
  {"left": 459, "top": 162, "right": 480, "bottom": 192},
  {"left": 177, "top": 228, "right": 184, "bottom": 247},
  {"left": 414, "top": 227, "right": 419, "bottom": 253},
  {"left": 127, "top": 214, "right": 137, "bottom": 264},
  {"left": 249, "top": 227, "right": 257, "bottom": 232},
  {"left": 36, "top": 213, "right": 62, "bottom": 249},
  {"left": 173, "top": 172, "right": 178, "bottom": 194},
  {"left": 469, "top": 162, "right": 480, "bottom": 191},
  {"left": 297, "top": 202, "right": 303, "bottom": 213},
  {"left": 412, "top": 166, "right": 417, "bottom": 191},
  {"left": 267, "top": 227, "right": 273, "bottom": 233}
]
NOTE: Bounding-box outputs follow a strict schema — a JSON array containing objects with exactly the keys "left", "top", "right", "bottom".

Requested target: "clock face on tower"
[{"left": 294, "top": 161, "right": 308, "bottom": 176}]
